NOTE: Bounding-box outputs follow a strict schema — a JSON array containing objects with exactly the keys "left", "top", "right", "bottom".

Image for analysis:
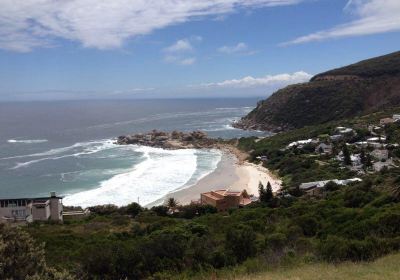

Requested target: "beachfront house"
[
  {"left": 200, "top": 189, "right": 252, "bottom": 212},
  {"left": 0, "top": 192, "right": 63, "bottom": 223}
]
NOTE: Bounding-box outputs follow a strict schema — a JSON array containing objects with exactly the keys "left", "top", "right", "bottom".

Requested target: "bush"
[
  {"left": 318, "top": 236, "right": 386, "bottom": 262},
  {"left": 0, "top": 224, "right": 73, "bottom": 279},
  {"left": 226, "top": 224, "right": 257, "bottom": 263}
]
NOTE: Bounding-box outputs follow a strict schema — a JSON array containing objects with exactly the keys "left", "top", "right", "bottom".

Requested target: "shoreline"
[{"left": 146, "top": 147, "right": 282, "bottom": 207}]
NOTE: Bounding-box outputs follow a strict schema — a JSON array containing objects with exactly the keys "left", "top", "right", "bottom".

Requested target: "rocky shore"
[{"left": 116, "top": 130, "right": 219, "bottom": 149}]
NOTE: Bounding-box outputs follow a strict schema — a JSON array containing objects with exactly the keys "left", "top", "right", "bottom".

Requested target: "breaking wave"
[
  {"left": 7, "top": 139, "right": 48, "bottom": 144},
  {"left": 7, "top": 140, "right": 116, "bottom": 169},
  {"left": 63, "top": 146, "right": 218, "bottom": 207}
]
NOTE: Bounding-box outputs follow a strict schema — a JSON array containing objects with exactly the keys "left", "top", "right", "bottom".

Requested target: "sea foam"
[
  {"left": 7, "top": 139, "right": 48, "bottom": 144},
  {"left": 63, "top": 146, "right": 209, "bottom": 207}
]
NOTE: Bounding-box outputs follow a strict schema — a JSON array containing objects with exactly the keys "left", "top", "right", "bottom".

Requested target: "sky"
[{"left": 0, "top": 0, "right": 399, "bottom": 101}]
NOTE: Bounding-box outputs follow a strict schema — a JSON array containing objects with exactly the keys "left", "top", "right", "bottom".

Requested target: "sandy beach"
[{"left": 147, "top": 149, "right": 282, "bottom": 207}]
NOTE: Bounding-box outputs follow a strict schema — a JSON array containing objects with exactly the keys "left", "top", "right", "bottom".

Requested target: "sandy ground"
[{"left": 147, "top": 150, "right": 282, "bottom": 207}]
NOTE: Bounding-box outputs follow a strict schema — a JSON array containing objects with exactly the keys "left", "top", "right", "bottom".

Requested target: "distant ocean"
[{"left": 0, "top": 99, "right": 267, "bottom": 207}]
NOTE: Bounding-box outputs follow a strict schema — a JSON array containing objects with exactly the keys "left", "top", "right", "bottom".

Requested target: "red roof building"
[{"left": 200, "top": 189, "right": 252, "bottom": 211}]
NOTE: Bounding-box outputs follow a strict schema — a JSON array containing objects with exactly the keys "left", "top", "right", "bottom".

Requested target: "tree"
[
  {"left": 166, "top": 197, "right": 178, "bottom": 209},
  {"left": 360, "top": 149, "right": 366, "bottom": 165},
  {"left": 0, "top": 224, "right": 73, "bottom": 280},
  {"left": 258, "top": 182, "right": 265, "bottom": 201},
  {"left": 365, "top": 153, "right": 373, "bottom": 169},
  {"left": 259, "top": 182, "right": 273, "bottom": 203},
  {"left": 342, "top": 145, "right": 352, "bottom": 165},
  {"left": 125, "top": 202, "right": 143, "bottom": 217},
  {"left": 265, "top": 181, "right": 274, "bottom": 201}
]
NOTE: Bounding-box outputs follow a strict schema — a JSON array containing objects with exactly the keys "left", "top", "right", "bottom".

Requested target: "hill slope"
[
  {"left": 229, "top": 253, "right": 400, "bottom": 280},
  {"left": 235, "top": 51, "right": 400, "bottom": 132}
]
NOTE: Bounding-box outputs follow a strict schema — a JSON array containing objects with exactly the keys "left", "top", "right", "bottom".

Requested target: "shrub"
[
  {"left": 0, "top": 224, "right": 73, "bottom": 279},
  {"left": 225, "top": 224, "right": 257, "bottom": 263}
]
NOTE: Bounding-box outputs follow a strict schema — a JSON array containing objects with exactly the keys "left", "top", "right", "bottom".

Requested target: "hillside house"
[
  {"left": 0, "top": 192, "right": 63, "bottom": 223},
  {"left": 380, "top": 117, "right": 395, "bottom": 126},
  {"left": 330, "top": 134, "right": 343, "bottom": 142},
  {"left": 200, "top": 189, "right": 252, "bottom": 211},
  {"left": 371, "top": 149, "right": 389, "bottom": 161},
  {"left": 367, "top": 136, "right": 386, "bottom": 143},
  {"left": 300, "top": 178, "right": 362, "bottom": 196},
  {"left": 315, "top": 143, "right": 333, "bottom": 154},
  {"left": 336, "top": 127, "right": 354, "bottom": 135}
]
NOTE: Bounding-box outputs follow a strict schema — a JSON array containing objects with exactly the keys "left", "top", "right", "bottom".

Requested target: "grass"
[{"left": 226, "top": 253, "right": 400, "bottom": 280}]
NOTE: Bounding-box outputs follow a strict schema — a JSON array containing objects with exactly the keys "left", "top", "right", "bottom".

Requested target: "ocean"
[{"left": 0, "top": 98, "right": 267, "bottom": 207}]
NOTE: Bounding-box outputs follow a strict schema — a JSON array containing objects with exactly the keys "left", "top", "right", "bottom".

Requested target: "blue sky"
[{"left": 0, "top": 0, "right": 399, "bottom": 100}]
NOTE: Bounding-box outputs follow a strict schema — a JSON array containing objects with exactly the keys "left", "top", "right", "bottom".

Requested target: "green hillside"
[{"left": 235, "top": 51, "right": 400, "bottom": 132}]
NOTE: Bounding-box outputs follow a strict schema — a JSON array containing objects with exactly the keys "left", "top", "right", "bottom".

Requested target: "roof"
[
  {"left": 0, "top": 195, "right": 63, "bottom": 202},
  {"left": 300, "top": 178, "right": 362, "bottom": 190},
  {"left": 201, "top": 189, "right": 249, "bottom": 200}
]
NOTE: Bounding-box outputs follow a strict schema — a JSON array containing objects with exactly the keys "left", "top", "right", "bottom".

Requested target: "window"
[{"left": 11, "top": 210, "right": 26, "bottom": 217}]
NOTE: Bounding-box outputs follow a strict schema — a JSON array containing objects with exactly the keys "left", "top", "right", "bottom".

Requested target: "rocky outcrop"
[{"left": 116, "top": 130, "right": 217, "bottom": 149}]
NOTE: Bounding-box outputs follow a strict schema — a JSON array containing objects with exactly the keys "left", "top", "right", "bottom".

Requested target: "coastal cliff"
[{"left": 234, "top": 51, "right": 400, "bottom": 132}]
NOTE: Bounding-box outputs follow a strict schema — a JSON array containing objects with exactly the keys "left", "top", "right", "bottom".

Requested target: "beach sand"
[{"left": 146, "top": 150, "right": 282, "bottom": 207}]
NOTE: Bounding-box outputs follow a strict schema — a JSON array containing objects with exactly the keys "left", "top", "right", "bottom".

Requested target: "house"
[
  {"left": 0, "top": 192, "right": 63, "bottom": 223},
  {"left": 299, "top": 178, "right": 362, "bottom": 196},
  {"left": 373, "top": 159, "right": 395, "bottom": 172},
  {"left": 371, "top": 149, "right": 389, "bottom": 161},
  {"left": 315, "top": 143, "right": 333, "bottom": 154},
  {"left": 286, "top": 139, "right": 319, "bottom": 149},
  {"left": 256, "top": 155, "right": 268, "bottom": 161},
  {"left": 393, "top": 114, "right": 400, "bottom": 121},
  {"left": 336, "top": 127, "right": 354, "bottom": 135},
  {"left": 200, "top": 189, "right": 252, "bottom": 211},
  {"left": 367, "top": 136, "right": 386, "bottom": 143},
  {"left": 380, "top": 117, "right": 395, "bottom": 126},
  {"left": 330, "top": 134, "right": 343, "bottom": 142}
]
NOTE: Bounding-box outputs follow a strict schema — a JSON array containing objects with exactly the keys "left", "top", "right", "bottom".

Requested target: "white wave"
[
  {"left": 170, "top": 149, "right": 222, "bottom": 194},
  {"left": 7, "top": 139, "right": 48, "bottom": 144},
  {"left": 1, "top": 139, "right": 114, "bottom": 160},
  {"left": 63, "top": 146, "right": 201, "bottom": 207},
  {"left": 9, "top": 140, "right": 117, "bottom": 169}
]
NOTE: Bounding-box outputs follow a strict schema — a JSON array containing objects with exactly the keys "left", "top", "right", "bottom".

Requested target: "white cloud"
[
  {"left": 163, "top": 37, "right": 201, "bottom": 65},
  {"left": 197, "top": 71, "right": 312, "bottom": 88},
  {"left": 164, "top": 39, "right": 193, "bottom": 53},
  {"left": 218, "top": 42, "right": 248, "bottom": 54},
  {"left": 0, "top": 0, "right": 304, "bottom": 52},
  {"left": 283, "top": 0, "right": 400, "bottom": 45},
  {"left": 180, "top": 57, "right": 196, "bottom": 65}
]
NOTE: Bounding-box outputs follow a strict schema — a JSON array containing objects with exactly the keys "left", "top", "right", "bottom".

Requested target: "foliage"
[
  {"left": 0, "top": 224, "right": 73, "bottom": 280},
  {"left": 240, "top": 51, "right": 400, "bottom": 130}
]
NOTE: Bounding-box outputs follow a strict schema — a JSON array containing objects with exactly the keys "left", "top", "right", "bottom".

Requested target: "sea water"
[{"left": 0, "top": 98, "right": 267, "bottom": 206}]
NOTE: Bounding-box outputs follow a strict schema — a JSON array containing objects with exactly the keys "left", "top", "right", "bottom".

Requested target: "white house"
[
  {"left": 0, "top": 192, "right": 63, "bottom": 223},
  {"left": 371, "top": 149, "right": 389, "bottom": 161},
  {"left": 299, "top": 178, "right": 362, "bottom": 195}
]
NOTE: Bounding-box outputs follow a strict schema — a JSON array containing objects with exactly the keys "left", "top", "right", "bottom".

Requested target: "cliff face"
[{"left": 235, "top": 51, "right": 400, "bottom": 132}]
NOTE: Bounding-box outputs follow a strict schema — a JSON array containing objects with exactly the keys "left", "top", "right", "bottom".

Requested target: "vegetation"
[
  {"left": 237, "top": 51, "right": 400, "bottom": 131},
  {"left": 3, "top": 109, "right": 400, "bottom": 279},
  {"left": 219, "top": 253, "right": 400, "bottom": 280},
  {"left": 10, "top": 172, "right": 399, "bottom": 279},
  {"left": 312, "top": 50, "right": 400, "bottom": 79},
  {"left": 0, "top": 224, "right": 73, "bottom": 280}
]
